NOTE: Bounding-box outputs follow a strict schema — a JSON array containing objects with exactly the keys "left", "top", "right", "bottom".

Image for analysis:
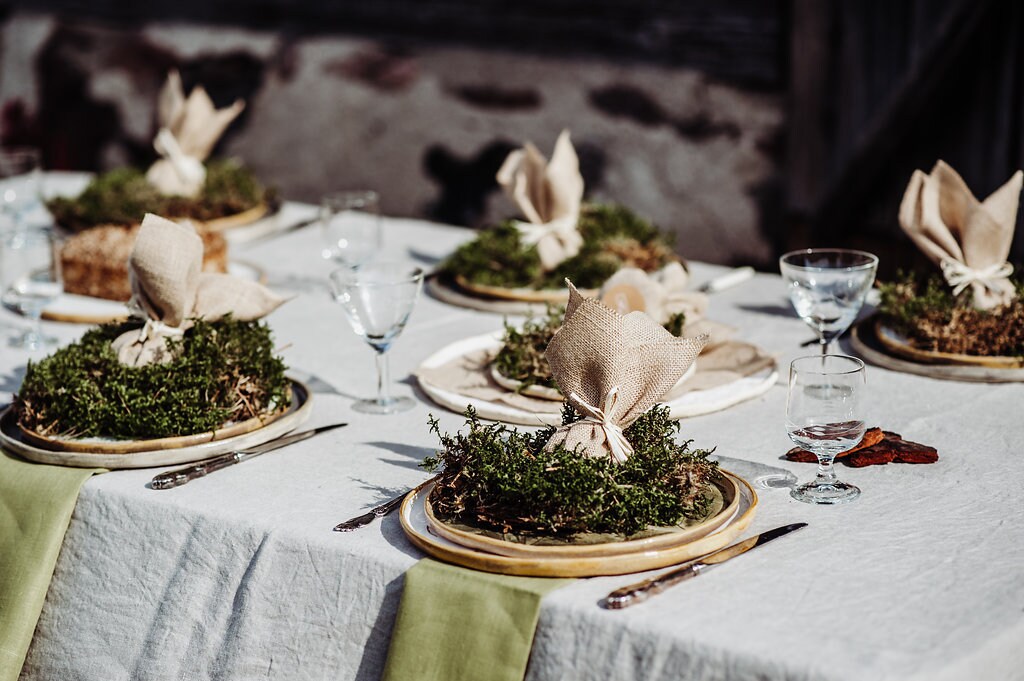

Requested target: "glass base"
[
  {"left": 9, "top": 330, "right": 57, "bottom": 351},
  {"left": 352, "top": 396, "right": 416, "bottom": 415},
  {"left": 790, "top": 480, "right": 860, "bottom": 505}
]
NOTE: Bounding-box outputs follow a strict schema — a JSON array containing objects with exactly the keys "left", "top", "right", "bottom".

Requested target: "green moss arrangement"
[
  {"left": 878, "top": 272, "right": 1024, "bottom": 356},
  {"left": 422, "top": 405, "right": 719, "bottom": 539},
  {"left": 15, "top": 318, "right": 290, "bottom": 440},
  {"left": 47, "top": 159, "right": 271, "bottom": 232},
  {"left": 493, "top": 308, "right": 687, "bottom": 393},
  {"left": 442, "top": 203, "right": 676, "bottom": 290}
]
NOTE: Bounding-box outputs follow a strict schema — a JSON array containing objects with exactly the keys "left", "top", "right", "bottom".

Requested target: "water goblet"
[
  {"left": 785, "top": 354, "right": 866, "bottom": 505},
  {"left": 779, "top": 248, "right": 878, "bottom": 354},
  {"left": 1, "top": 227, "right": 62, "bottom": 350},
  {"left": 0, "top": 148, "right": 42, "bottom": 233},
  {"left": 321, "top": 190, "right": 381, "bottom": 266},
  {"left": 329, "top": 261, "right": 423, "bottom": 414}
]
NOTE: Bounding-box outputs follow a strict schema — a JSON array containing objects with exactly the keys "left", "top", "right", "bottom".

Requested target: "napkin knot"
[
  {"left": 940, "top": 259, "right": 1014, "bottom": 297},
  {"left": 152, "top": 127, "right": 206, "bottom": 196},
  {"left": 567, "top": 387, "right": 633, "bottom": 464}
]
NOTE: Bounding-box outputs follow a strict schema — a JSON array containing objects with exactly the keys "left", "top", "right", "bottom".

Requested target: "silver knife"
[
  {"left": 604, "top": 522, "right": 808, "bottom": 609},
  {"left": 150, "top": 422, "right": 347, "bottom": 490},
  {"left": 698, "top": 266, "right": 755, "bottom": 293}
]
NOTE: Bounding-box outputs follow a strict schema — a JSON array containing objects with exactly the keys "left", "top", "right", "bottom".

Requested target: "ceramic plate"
[
  {"left": 0, "top": 378, "right": 312, "bottom": 468},
  {"left": 417, "top": 332, "right": 777, "bottom": 425},
  {"left": 489, "top": 361, "right": 697, "bottom": 402},
  {"left": 424, "top": 471, "right": 739, "bottom": 559},
  {"left": 41, "top": 261, "right": 266, "bottom": 324},
  {"left": 399, "top": 471, "right": 758, "bottom": 577}
]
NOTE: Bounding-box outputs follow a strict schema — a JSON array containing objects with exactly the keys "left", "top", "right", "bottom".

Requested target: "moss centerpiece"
[{"left": 15, "top": 318, "right": 290, "bottom": 441}]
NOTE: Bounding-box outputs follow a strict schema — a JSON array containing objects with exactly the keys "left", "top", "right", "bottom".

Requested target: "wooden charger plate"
[
  {"left": 453, "top": 275, "right": 596, "bottom": 304},
  {"left": 0, "top": 378, "right": 312, "bottom": 468},
  {"left": 400, "top": 471, "right": 757, "bottom": 577},
  {"left": 424, "top": 472, "right": 739, "bottom": 559},
  {"left": 873, "top": 318, "right": 1024, "bottom": 368},
  {"left": 198, "top": 202, "right": 271, "bottom": 233}
]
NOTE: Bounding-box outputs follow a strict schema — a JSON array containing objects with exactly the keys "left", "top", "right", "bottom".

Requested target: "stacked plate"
[{"left": 400, "top": 470, "right": 759, "bottom": 577}]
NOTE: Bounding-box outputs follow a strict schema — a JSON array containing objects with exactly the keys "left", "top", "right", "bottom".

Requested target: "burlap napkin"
[
  {"left": 600, "top": 262, "right": 709, "bottom": 324},
  {"left": 898, "top": 160, "right": 1023, "bottom": 310},
  {"left": 146, "top": 70, "right": 245, "bottom": 197},
  {"left": 543, "top": 281, "right": 706, "bottom": 463},
  {"left": 111, "top": 213, "right": 285, "bottom": 366},
  {"left": 496, "top": 130, "right": 584, "bottom": 271}
]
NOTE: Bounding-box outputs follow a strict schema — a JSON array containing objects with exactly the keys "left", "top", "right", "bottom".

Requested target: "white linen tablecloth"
[{"left": 5, "top": 182, "right": 1024, "bottom": 681}]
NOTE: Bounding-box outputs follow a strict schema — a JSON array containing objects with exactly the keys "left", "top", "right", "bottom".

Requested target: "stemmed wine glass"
[
  {"left": 1, "top": 227, "right": 63, "bottom": 349},
  {"left": 0, "top": 148, "right": 42, "bottom": 233},
  {"left": 330, "top": 261, "right": 423, "bottom": 414},
  {"left": 321, "top": 190, "right": 381, "bottom": 267},
  {"left": 779, "top": 249, "right": 878, "bottom": 354},
  {"left": 786, "top": 354, "right": 866, "bottom": 505}
]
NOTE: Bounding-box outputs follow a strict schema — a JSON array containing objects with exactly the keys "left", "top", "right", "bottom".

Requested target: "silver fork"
[{"left": 332, "top": 477, "right": 435, "bottom": 532}]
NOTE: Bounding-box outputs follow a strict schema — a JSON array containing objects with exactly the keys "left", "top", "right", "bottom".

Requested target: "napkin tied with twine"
[
  {"left": 544, "top": 281, "right": 707, "bottom": 463},
  {"left": 111, "top": 213, "right": 285, "bottom": 366},
  {"left": 898, "top": 160, "right": 1023, "bottom": 310},
  {"left": 599, "top": 262, "right": 709, "bottom": 324},
  {"left": 496, "top": 130, "right": 584, "bottom": 271},
  {"left": 146, "top": 70, "right": 245, "bottom": 197}
]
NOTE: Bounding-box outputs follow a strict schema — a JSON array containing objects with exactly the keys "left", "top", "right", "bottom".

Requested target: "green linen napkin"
[
  {"left": 0, "top": 451, "right": 101, "bottom": 681},
  {"left": 383, "top": 559, "right": 572, "bottom": 681}
]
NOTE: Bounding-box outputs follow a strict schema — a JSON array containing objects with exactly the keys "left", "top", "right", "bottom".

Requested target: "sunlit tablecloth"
[{"left": 6, "top": 175, "right": 1024, "bottom": 681}]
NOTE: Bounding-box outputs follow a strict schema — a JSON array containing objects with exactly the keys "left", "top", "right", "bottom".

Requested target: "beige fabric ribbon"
[
  {"left": 898, "top": 160, "right": 1022, "bottom": 310},
  {"left": 599, "top": 262, "right": 709, "bottom": 324},
  {"left": 496, "top": 129, "right": 584, "bottom": 270},
  {"left": 544, "top": 280, "right": 707, "bottom": 463},
  {"left": 111, "top": 213, "right": 286, "bottom": 366},
  {"left": 146, "top": 70, "right": 245, "bottom": 197}
]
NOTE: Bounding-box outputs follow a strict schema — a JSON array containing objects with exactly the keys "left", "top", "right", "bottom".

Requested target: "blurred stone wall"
[{"left": 0, "top": 10, "right": 785, "bottom": 267}]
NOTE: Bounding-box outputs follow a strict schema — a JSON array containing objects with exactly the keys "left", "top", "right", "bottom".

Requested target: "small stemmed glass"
[
  {"left": 780, "top": 249, "right": 878, "bottom": 354},
  {"left": 1, "top": 227, "right": 63, "bottom": 349},
  {"left": 330, "top": 261, "right": 423, "bottom": 414},
  {"left": 785, "top": 354, "right": 866, "bottom": 505},
  {"left": 0, "top": 148, "right": 42, "bottom": 233}
]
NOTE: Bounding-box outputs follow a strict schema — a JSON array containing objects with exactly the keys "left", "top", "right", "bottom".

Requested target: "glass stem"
[
  {"left": 815, "top": 454, "right": 838, "bottom": 486},
  {"left": 375, "top": 350, "right": 391, "bottom": 405},
  {"left": 819, "top": 338, "right": 829, "bottom": 355}
]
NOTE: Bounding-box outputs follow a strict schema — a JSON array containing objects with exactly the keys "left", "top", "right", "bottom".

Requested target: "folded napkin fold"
[
  {"left": 112, "top": 213, "right": 285, "bottom": 366},
  {"left": 600, "top": 262, "right": 709, "bottom": 324},
  {"left": 899, "top": 160, "right": 1023, "bottom": 310},
  {"left": 496, "top": 130, "right": 585, "bottom": 271},
  {"left": 146, "top": 70, "right": 245, "bottom": 197},
  {"left": 382, "top": 559, "right": 570, "bottom": 681},
  {"left": 0, "top": 452, "right": 102, "bottom": 681},
  {"left": 544, "top": 281, "right": 706, "bottom": 463}
]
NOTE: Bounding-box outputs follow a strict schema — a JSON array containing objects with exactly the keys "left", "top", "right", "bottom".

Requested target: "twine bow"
[
  {"left": 940, "top": 259, "right": 1014, "bottom": 297},
  {"left": 568, "top": 387, "right": 633, "bottom": 464}
]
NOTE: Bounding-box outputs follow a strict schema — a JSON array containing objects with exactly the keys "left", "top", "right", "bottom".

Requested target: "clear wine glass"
[
  {"left": 786, "top": 354, "right": 866, "bottom": 505},
  {"left": 1, "top": 227, "right": 62, "bottom": 350},
  {"left": 0, "top": 148, "right": 42, "bottom": 233},
  {"left": 321, "top": 190, "right": 381, "bottom": 267},
  {"left": 779, "top": 249, "right": 878, "bottom": 354},
  {"left": 329, "top": 261, "right": 423, "bottom": 414}
]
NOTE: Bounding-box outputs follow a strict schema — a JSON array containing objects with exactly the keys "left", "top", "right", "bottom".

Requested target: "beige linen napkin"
[
  {"left": 111, "top": 213, "right": 285, "bottom": 366},
  {"left": 543, "top": 281, "right": 706, "bottom": 463},
  {"left": 496, "top": 130, "right": 584, "bottom": 270},
  {"left": 600, "top": 262, "right": 709, "bottom": 324},
  {"left": 898, "top": 160, "right": 1022, "bottom": 309},
  {"left": 146, "top": 70, "right": 245, "bottom": 197}
]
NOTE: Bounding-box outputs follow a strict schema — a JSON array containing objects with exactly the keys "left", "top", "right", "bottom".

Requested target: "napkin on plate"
[
  {"left": 898, "top": 160, "right": 1023, "bottom": 310},
  {"left": 496, "top": 129, "right": 584, "bottom": 271},
  {"left": 111, "top": 213, "right": 285, "bottom": 366},
  {"left": 146, "top": 70, "right": 245, "bottom": 198},
  {"left": 544, "top": 281, "right": 707, "bottom": 463},
  {"left": 600, "top": 262, "right": 709, "bottom": 324}
]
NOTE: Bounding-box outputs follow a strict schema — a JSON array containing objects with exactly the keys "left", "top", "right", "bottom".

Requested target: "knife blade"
[
  {"left": 604, "top": 522, "right": 807, "bottom": 609},
  {"left": 698, "top": 266, "right": 755, "bottom": 293},
  {"left": 150, "top": 422, "right": 347, "bottom": 490}
]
